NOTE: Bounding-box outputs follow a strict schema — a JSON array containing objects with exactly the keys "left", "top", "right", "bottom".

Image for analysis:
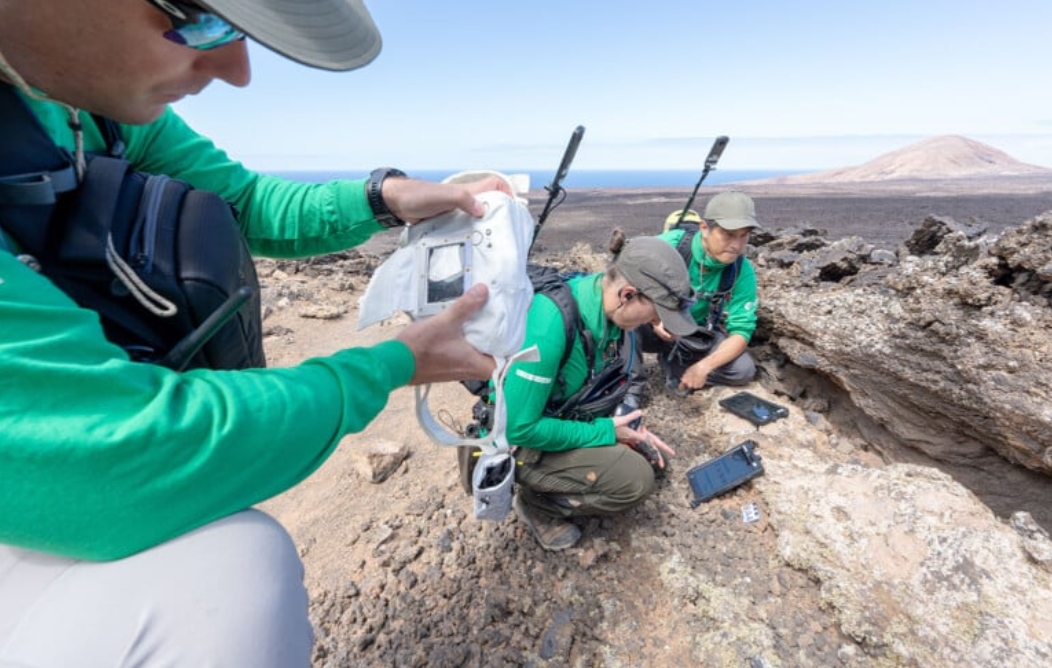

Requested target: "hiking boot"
[{"left": 513, "top": 493, "right": 581, "bottom": 551}]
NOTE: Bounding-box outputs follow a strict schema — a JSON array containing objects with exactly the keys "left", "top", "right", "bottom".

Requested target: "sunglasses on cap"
[{"left": 145, "top": 0, "right": 245, "bottom": 50}]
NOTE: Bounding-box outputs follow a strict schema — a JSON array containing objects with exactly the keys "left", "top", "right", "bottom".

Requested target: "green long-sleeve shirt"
[
  {"left": 0, "top": 97, "right": 411, "bottom": 560},
  {"left": 21, "top": 96, "right": 385, "bottom": 257},
  {"left": 503, "top": 274, "right": 624, "bottom": 452},
  {"left": 658, "top": 228, "right": 759, "bottom": 341}
]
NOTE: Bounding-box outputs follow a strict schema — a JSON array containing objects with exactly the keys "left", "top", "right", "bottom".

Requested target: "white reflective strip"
[{"left": 515, "top": 369, "right": 552, "bottom": 384}]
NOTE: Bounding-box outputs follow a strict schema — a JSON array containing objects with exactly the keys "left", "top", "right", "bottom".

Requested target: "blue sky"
[{"left": 174, "top": 0, "right": 1052, "bottom": 174}]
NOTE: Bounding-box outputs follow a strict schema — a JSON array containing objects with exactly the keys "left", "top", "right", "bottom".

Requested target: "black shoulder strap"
[
  {"left": 0, "top": 83, "right": 79, "bottom": 208},
  {"left": 91, "top": 114, "right": 126, "bottom": 158},
  {"left": 527, "top": 264, "right": 595, "bottom": 372},
  {"left": 720, "top": 255, "right": 743, "bottom": 293},
  {"left": 702, "top": 255, "right": 743, "bottom": 330},
  {"left": 672, "top": 221, "right": 698, "bottom": 266},
  {"left": 0, "top": 83, "right": 83, "bottom": 253}
]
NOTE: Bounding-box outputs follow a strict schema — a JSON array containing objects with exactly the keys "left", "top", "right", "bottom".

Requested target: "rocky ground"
[{"left": 256, "top": 181, "right": 1052, "bottom": 667}]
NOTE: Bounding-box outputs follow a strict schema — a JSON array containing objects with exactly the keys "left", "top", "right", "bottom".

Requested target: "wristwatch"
[{"left": 367, "top": 167, "right": 408, "bottom": 228}]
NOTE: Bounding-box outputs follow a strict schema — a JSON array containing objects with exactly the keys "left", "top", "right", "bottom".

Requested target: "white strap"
[{"left": 414, "top": 345, "right": 539, "bottom": 454}]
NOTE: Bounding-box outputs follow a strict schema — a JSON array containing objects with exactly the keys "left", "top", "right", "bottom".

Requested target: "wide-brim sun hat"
[{"left": 200, "top": 0, "right": 382, "bottom": 71}]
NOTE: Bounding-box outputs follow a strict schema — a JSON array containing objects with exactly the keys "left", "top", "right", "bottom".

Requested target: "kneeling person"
[
  {"left": 503, "top": 237, "right": 695, "bottom": 551},
  {"left": 640, "top": 191, "right": 760, "bottom": 393}
]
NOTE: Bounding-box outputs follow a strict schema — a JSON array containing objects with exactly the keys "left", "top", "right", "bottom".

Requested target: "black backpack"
[
  {"left": 672, "top": 221, "right": 742, "bottom": 330},
  {"left": 525, "top": 263, "right": 593, "bottom": 374},
  {"left": 466, "top": 264, "right": 631, "bottom": 427},
  {"left": 0, "top": 84, "right": 264, "bottom": 371}
]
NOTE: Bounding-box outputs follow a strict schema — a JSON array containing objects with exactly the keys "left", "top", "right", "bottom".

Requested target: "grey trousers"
[
  {"left": 515, "top": 445, "right": 655, "bottom": 520},
  {"left": 0, "top": 510, "right": 312, "bottom": 668},
  {"left": 636, "top": 324, "right": 756, "bottom": 388}
]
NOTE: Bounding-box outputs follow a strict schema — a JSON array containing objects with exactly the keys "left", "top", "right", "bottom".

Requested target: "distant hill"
[{"left": 756, "top": 135, "right": 1052, "bottom": 184}]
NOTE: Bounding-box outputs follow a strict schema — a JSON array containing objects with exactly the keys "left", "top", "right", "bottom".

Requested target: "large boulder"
[{"left": 754, "top": 212, "right": 1052, "bottom": 527}]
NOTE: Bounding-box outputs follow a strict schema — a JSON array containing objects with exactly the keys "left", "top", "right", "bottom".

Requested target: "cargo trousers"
[{"left": 514, "top": 444, "right": 656, "bottom": 520}]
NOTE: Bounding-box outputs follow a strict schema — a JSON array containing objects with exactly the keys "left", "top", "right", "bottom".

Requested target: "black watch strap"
[{"left": 367, "top": 168, "right": 408, "bottom": 228}]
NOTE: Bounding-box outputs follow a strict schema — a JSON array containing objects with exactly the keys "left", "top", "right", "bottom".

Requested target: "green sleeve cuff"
[
  {"left": 369, "top": 339, "right": 416, "bottom": 388},
  {"left": 333, "top": 176, "right": 386, "bottom": 234}
]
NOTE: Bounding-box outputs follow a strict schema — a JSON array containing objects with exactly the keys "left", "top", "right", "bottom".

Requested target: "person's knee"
[
  {"left": 713, "top": 350, "right": 756, "bottom": 386},
  {"left": 3, "top": 511, "right": 312, "bottom": 668},
  {"left": 603, "top": 451, "right": 655, "bottom": 509},
  {"left": 199, "top": 510, "right": 306, "bottom": 613},
  {"left": 150, "top": 510, "right": 313, "bottom": 666}
]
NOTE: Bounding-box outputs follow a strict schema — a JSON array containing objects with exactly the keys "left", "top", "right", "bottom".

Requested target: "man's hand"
[
  {"left": 383, "top": 176, "right": 514, "bottom": 223},
  {"left": 679, "top": 359, "right": 712, "bottom": 393},
  {"left": 613, "top": 412, "right": 676, "bottom": 470},
  {"left": 651, "top": 321, "right": 677, "bottom": 343},
  {"left": 631, "top": 429, "right": 675, "bottom": 471},
  {"left": 395, "top": 283, "right": 496, "bottom": 384}
]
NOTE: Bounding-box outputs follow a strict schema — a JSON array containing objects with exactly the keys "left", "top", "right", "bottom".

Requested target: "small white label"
[{"left": 742, "top": 502, "right": 761, "bottom": 523}]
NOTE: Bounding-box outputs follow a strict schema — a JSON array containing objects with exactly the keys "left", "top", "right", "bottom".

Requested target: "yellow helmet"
[{"left": 663, "top": 208, "right": 701, "bottom": 232}]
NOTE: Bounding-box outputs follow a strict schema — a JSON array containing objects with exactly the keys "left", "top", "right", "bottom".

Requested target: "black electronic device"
[
  {"left": 687, "top": 440, "right": 764, "bottom": 508},
  {"left": 718, "top": 391, "right": 789, "bottom": 427},
  {"left": 530, "top": 125, "right": 585, "bottom": 253},
  {"left": 674, "top": 134, "right": 730, "bottom": 226},
  {"left": 704, "top": 135, "right": 730, "bottom": 170},
  {"left": 549, "top": 125, "right": 584, "bottom": 192}
]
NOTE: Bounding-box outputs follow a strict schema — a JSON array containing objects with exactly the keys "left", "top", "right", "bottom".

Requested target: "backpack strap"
[
  {"left": 704, "top": 255, "right": 742, "bottom": 330},
  {"left": 719, "top": 255, "right": 743, "bottom": 292},
  {"left": 672, "top": 221, "right": 698, "bottom": 266},
  {"left": 91, "top": 114, "right": 126, "bottom": 159},
  {"left": 540, "top": 280, "right": 594, "bottom": 372},
  {"left": 527, "top": 264, "right": 595, "bottom": 371},
  {"left": 0, "top": 83, "right": 79, "bottom": 216},
  {"left": 670, "top": 220, "right": 742, "bottom": 330}
]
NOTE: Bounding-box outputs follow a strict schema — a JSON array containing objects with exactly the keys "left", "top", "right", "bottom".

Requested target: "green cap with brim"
[
  {"left": 703, "top": 191, "right": 761, "bottom": 231},
  {"left": 615, "top": 237, "right": 698, "bottom": 337},
  {"left": 201, "top": 0, "right": 382, "bottom": 71}
]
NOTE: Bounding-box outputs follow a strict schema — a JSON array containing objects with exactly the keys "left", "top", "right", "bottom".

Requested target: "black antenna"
[
  {"left": 158, "top": 286, "right": 254, "bottom": 371},
  {"left": 530, "top": 125, "right": 585, "bottom": 253},
  {"left": 676, "top": 135, "right": 729, "bottom": 225}
]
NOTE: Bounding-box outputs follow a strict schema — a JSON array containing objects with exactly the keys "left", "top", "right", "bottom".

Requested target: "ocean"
[{"left": 266, "top": 169, "right": 803, "bottom": 189}]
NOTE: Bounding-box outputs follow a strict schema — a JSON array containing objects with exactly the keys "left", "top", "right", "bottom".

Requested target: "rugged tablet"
[
  {"left": 687, "top": 440, "right": 764, "bottom": 507},
  {"left": 718, "top": 391, "right": 789, "bottom": 427}
]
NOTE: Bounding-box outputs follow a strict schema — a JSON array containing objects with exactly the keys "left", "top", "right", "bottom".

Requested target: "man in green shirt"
[
  {"left": 504, "top": 237, "right": 694, "bottom": 551},
  {"left": 0, "top": 1, "right": 511, "bottom": 665},
  {"left": 639, "top": 190, "right": 761, "bottom": 393}
]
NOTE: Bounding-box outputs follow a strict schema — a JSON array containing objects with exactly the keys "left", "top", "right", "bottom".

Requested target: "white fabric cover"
[
  {"left": 358, "top": 173, "right": 537, "bottom": 516},
  {"left": 358, "top": 187, "right": 535, "bottom": 362}
]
